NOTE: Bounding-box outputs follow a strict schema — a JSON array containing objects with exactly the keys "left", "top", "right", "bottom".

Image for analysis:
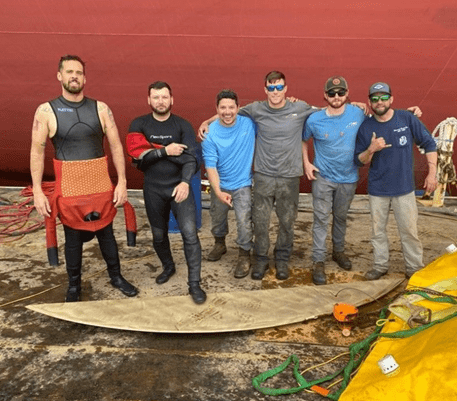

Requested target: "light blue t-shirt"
[
  {"left": 202, "top": 115, "right": 256, "bottom": 191},
  {"left": 303, "top": 104, "right": 366, "bottom": 183}
]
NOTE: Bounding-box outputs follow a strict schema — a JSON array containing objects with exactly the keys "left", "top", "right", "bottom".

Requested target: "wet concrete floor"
[{"left": 1, "top": 187, "right": 457, "bottom": 400}]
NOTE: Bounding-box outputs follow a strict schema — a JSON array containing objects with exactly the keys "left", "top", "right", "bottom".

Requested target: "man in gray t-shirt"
[{"left": 199, "top": 71, "right": 316, "bottom": 281}]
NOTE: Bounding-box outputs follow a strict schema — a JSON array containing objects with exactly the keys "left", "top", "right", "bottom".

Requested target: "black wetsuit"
[
  {"left": 49, "top": 96, "right": 104, "bottom": 161},
  {"left": 128, "top": 113, "right": 202, "bottom": 283},
  {"left": 49, "top": 96, "right": 120, "bottom": 279}
]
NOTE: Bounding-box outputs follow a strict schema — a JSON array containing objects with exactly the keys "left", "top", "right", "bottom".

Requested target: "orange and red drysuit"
[{"left": 45, "top": 156, "right": 136, "bottom": 265}]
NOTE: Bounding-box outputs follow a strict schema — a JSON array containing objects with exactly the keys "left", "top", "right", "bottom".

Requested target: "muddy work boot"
[
  {"left": 275, "top": 261, "right": 289, "bottom": 280},
  {"left": 312, "top": 262, "right": 326, "bottom": 285},
  {"left": 207, "top": 236, "right": 227, "bottom": 261},
  {"left": 332, "top": 251, "right": 352, "bottom": 271},
  {"left": 365, "top": 269, "right": 387, "bottom": 281},
  {"left": 188, "top": 281, "right": 207, "bottom": 304},
  {"left": 251, "top": 260, "right": 269, "bottom": 280},
  {"left": 234, "top": 248, "right": 251, "bottom": 278}
]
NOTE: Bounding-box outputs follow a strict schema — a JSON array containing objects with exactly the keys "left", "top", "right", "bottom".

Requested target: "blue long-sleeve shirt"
[{"left": 354, "top": 110, "right": 436, "bottom": 197}]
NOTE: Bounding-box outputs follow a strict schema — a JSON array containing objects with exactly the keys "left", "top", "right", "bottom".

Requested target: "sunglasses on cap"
[
  {"left": 266, "top": 84, "right": 285, "bottom": 92},
  {"left": 327, "top": 89, "right": 347, "bottom": 98},
  {"left": 370, "top": 94, "right": 391, "bottom": 103}
]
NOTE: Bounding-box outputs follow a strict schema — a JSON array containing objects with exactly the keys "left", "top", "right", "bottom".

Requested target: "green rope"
[{"left": 252, "top": 291, "right": 457, "bottom": 399}]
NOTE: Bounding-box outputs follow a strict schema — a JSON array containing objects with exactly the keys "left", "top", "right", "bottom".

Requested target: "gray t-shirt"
[{"left": 239, "top": 100, "right": 315, "bottom": 178}]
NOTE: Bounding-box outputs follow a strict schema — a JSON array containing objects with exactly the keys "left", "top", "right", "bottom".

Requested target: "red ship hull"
[{"left": 1, "top": 0, "right": 456, "bottom": 193}]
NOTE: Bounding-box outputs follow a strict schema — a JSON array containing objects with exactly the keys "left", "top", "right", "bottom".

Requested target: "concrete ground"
[{"left": 1, "top": 187, "right": 457, "bottom": 401}]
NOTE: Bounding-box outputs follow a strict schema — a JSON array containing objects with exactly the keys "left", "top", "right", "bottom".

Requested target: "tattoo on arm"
[{"left": 104, "top": 106, "right": 117, "bottom": 131}]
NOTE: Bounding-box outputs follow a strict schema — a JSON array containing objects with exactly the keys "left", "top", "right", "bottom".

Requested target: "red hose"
[{"left": 0, "top": 182, "right": 56, "bottom": 243}]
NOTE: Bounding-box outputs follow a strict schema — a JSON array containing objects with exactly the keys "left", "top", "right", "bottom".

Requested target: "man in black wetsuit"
[
  {"left": 127, "top": 81, "right": 206, "bottom": 304},
  {"left": 30, "top": 54, "right": 138, "bottom": 302}
]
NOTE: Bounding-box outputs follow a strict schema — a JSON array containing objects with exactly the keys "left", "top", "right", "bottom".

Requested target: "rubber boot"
[
  {"left": 102, "top": 247, "right": 138, "bottom": 297},
  {"left": 153, "top": 234, "right": 176, "bottom": 284},
  {"left": 186, "top": 237, "right": 206, "bottom": 304},
  {"left": 65, "top": 268, "right": 81, "bottom": 302},
  {"left": 108, "top": 269, "right": 139, "bottom": 297},
  {"left": 234, "top": 248, "right": 251, "bottom": 278},
  {"left": 188, "top": 281, "right": 207, "bottom": 304},
  {"left": 156, "top": 263, "right": 176, "bottom": 284},
  {"left": 207, "top": 236, "right": 227, "bottom": 261}
]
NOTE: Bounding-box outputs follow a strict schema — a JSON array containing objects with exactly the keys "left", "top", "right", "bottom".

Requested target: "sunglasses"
[
  {"left": 266, "top": 84, "right": 285, "bottom": 92},
  {"left": 370, "top": 94, "right": 391, "bottom": 103},
  {"left": 327, "top": 89, "right": 347, "bottom": 98}
]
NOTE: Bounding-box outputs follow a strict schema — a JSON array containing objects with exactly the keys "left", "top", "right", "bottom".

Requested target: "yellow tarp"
[{"left": 340, "top": 252, "right": 457, "bottom": 401}]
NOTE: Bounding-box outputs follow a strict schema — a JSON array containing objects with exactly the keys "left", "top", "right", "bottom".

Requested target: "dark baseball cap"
[
  {"left": 369, "top": 82, "right": 391, "bottom": 95},
  {"left": 324, "top": 76, "right": 348, "bottom": 92}
]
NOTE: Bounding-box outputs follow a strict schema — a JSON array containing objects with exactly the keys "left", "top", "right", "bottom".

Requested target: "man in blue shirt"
[
  {"left": 303, "top": 76, "right": 365, "bottom": 285},
  {"left": 202, "top": 90, "right": 256, "bottom": 278},
  {"left": 354, "top": 82, "right": 437, "bottom": 280}
]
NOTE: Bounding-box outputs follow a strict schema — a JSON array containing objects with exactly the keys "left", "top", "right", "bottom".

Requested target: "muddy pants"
[
  {"left": 311, "top": 173, "right": 357, "bottom": 262},
  {"left": 210, "top": 186, "right": 253, "bottom": 251},
  {"left": 253, "top": 172, "right": 300, "bottom": 263}
]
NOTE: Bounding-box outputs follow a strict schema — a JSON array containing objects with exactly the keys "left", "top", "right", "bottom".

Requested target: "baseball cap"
[
  {"left": 324, "top": 76, "right": 348, "bottom": 92},
  {"left": 369, "top": 82, "right": 391, "bottom": 96}
]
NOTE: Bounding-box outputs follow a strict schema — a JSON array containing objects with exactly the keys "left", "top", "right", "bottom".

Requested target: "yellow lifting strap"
[{"left": 388, "top": 277, "right": 457, "bottom": 327}]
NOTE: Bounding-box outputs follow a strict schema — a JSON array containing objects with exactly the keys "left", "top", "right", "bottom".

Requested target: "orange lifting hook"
[{"left": 333, "top": 303, "right": 358, "bottom": 337}]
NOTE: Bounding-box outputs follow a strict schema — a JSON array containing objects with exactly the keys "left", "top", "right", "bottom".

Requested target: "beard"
[
  {"left": 63, "top": 80, "right": 84, "bottom": 95},
  {"left": 372, "top": 104, "right": 390, "bottom": 116},
  {"left": 326, "top": 96, "right": 349, "bottom": 109},
  {"left": 151, "top": 103, "right": 172, "bottom": 116}
]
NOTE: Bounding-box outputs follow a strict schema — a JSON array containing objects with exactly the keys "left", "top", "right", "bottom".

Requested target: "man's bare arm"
[
  {"left": 206, "top": 167, "right": 232, "bottom": 207},
  {"left": 424, "top": 151, "right": 438, "bottom": 194},
  {"left": 302, "top": 140, "right": 319, "bottom": 181},
  {"left": 30, "top": 103, "right": 52, "bottom": 217},
  {"left": 98, "top": 101, "right": 127, "bottom": 207}
]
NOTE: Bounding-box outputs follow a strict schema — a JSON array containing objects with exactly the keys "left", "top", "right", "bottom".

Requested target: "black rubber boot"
[
  {"left": 153, "top": 233, "right": 177, "bottom": 284},
  {"left": 65, "top": 268, "right": 81, "bottom": 302},
  {"left": 156, "top": 263, "right": 176, "bottom": 284},
  {"left": 96, "top": 224, "right": 138, "bottom": 297},
  {"left": 109, "top": 274, "right": 139, "bottom": 297},
  {"left": 186, "top": 236, "right": 206, "bottom": 304},
  {"left": 188, "top": 281, "right": 207, "bottom": 304},
  {"left": 207, "top": 236, "right": 227, "bottom": 261}
]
